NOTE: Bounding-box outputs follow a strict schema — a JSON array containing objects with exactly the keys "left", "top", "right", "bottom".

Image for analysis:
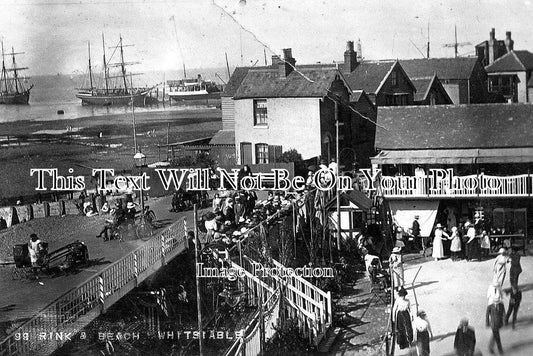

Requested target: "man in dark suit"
[
  {"left": 506, "top": 286, "right": 522, "bottom": 329},
  {"left": 486, "top": 299, "right": 506, "bottom": 354},
  {"left": 412, "top": 215, "right": 422, "bottom": 252},
  {"left": 454, "top": 317, "right": 476, "bottom": 356}
]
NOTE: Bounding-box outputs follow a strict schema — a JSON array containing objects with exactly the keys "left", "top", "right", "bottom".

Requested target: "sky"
[{"left": 0, "top": 0, "right": 532, "bottom": 77}]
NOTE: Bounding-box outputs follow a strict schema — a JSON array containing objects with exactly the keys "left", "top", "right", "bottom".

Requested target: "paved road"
[
  {"left": 0, "top": 195, "right": 196, "bottom": 332},
  {"left": 395, "top": 254, "right": 533, "bottom": 356}
]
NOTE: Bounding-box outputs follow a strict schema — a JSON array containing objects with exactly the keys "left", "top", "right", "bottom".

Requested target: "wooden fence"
[{"left": 0, "top": 217, "right": 189, "bottom": 356}]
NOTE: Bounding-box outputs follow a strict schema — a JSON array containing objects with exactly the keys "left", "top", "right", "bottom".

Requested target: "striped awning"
[{"left": 371, "top": 148, "right": 533, "bottom": 165}]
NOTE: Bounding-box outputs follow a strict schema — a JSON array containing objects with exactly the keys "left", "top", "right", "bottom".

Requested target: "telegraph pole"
[
  {"left": 335, "top": 99, "right": 341, "bottom": 251},
  {"left": 193, "top": 205, "right": 204, "bottom": 355}
]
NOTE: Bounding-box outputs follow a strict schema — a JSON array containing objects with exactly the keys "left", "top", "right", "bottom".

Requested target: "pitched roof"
[
  {"left": 375, "top": 104, "right": 533, "bottom": 150},
  {"left": 400, "top": 57, "right": 480, "bottom": 80},
  {"left": 233, "top": 66, "right": 344, "bottom": 99},
  {"left": 342, "top": 60, "right": 397, "bottom": 94},
  {"left": 410, "top": 76, "right": 434, "bottom": 102},
  {"left": 209, "top": 130, "right": 235, "bottom": 145},
  {"left": 485, "top": 50, "right": 533, "bottom": 73},
  {"left": 222, "top": 67, "right": 252, "bottom": 97},
  {"left": 410, "top": 75, "right": 452, "bottom": 103}
]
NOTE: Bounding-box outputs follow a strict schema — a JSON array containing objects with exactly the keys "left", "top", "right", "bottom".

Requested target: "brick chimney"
[
  {"left": 343, "top": 41, "right": 358, "bottom": 74},
  {"left": 278, "top": 48, "right": 296, "bottom": 78},
  {"left": 505, "top": 31, "right": 514, "bottom": 52},
  {"left": 488, "top": 28, "right": 497, "bottom": 65}
]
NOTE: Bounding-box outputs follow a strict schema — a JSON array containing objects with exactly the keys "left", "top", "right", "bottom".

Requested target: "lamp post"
[{"left": 134, "top": 151, "right": 146, "bottom": 211}]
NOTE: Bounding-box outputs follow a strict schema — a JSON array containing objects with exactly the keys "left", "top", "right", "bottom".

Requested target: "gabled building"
[
  {"left": 400, "top": 57, "right": 488, "bottom": 104},
  {"left": 410, "top": 74, "right": 453, "bottom": 105},
  {"left": 475, "top": 28, "right": 514, "bottom": 67},
  {"left": 485, "top": 50, "right": 533, "bottom": 103},
  {"left": 340, "top": 43, "right": 416, "bottom": 107},
  {"left": 233, "top": 49, "right": 353, "bottom": 165}
]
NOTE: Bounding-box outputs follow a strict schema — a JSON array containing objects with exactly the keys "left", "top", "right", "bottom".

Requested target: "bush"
[{"left": 281, "top": 149, "right": 303, "bottom": 163}]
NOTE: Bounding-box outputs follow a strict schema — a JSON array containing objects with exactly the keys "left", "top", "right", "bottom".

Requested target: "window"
[
  {"left": 255, "top": 143, "right": 269, "bottom": 164},
  {"left": 429, "top": 92, "right": 436, "bottom": 105},
  {"left": 390, "top": 70, "right": 398, "bottom": 86},
  {"left": 253, "top": 99, "right": 268, "bottom": 125},
  {"left": 385, "top": 94, "right": 408, "bottom": 106}
]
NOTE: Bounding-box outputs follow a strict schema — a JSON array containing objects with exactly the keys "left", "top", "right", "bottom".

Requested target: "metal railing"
[
  {"left": 381, "top": 173, "right": 531, "bottom": 198},
  {"left": 0, "top": 217, "right": 188, "bottom": 356}
]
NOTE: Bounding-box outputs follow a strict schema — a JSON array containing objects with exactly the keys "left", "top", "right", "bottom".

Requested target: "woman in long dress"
[
  {"left": 393, "top": 287, "right": 413, "bottom": 350},
  {"left": 413, "top": 310, "right": 433, "bottom": 356},
  {"left": 432, "top": 223, "right": 450, "bottom": 261},
  {"left": 449, "top": 226, "right": 462, "bottom": 261},
  {"left": 389, "top": 247, "right": 404, "bottom": 289},
  {"left": 493, "top": 248, "right": 508, "bottom": 286}
]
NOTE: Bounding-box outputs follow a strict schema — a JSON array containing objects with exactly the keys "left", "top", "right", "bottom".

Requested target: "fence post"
[
  {"left": 133, "top": 252, "right": 139, "bottom": 286},
  {"left": 98, "top": 276, "right": 105, "bottom": 313},
  {"left": 326, "top": 291, "right": 332, "bottom": 324}
]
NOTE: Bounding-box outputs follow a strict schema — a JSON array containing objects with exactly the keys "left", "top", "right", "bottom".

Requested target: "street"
[{"left": 395, "top": 254, "right": 533, "bottom": 356}]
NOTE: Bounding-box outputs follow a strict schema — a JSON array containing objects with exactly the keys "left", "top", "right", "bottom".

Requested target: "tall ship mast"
[
  {"left": 76, "top": 35, "right": 152, "bottom": 106},
  {"left": 0, "top": 43, "right": 33, "bottom": 105}
]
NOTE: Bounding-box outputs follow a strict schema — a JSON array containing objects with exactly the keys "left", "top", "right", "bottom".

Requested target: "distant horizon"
[{"left": 1, "top": 1, "right": 532, "bottom": 76}]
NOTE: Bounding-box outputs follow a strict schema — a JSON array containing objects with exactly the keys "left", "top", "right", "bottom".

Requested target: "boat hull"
[
  {"left": 168, "top": 91, "right": 221, "bottom": 102},
  {"left": 0, "top": 91, "right": 30, "bottom": 105},
  {"left": 76, "top": 91, "right": 149, "bottom": 106}
]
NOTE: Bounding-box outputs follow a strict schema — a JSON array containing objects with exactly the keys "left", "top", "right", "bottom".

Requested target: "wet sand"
[{"left": 0, "top": 108, "right": 221, "bottom": 203}]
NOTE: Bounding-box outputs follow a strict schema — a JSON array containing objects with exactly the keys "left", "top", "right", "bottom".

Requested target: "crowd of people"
[{"left": 387, "top": 244, "right": 523, "bottom": 355}]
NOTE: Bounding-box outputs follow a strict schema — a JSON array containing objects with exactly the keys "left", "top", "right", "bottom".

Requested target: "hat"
[
  {"left": 398, "top": 287, "right": 407, "bottom": 296},
  {"left": 392, "top": 247, "right": 401, "bottom": 253},
  {"left": 414, "top": 215, "right": 420, "bottom": 219},
  {"left": 497, "top": 248, "right": 506, "bottom": 255},
  {"left": 436, "top": 223, "right": 442, "bottom": 228},
  {"left": 126, "top": 202, "right": 135, "bottom": 209}
]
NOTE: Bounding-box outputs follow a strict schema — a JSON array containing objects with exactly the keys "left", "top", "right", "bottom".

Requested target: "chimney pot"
[
  {"left": 346, "top": 41, "right": 354, "bottom": 52},
  {"left": 343, "top": 40, "right": 358, "bottom": 74},
  {"left": 278, "top": 48, "right": 295, "bottom": 78},
  {"left": 282, "top": 48, "right": 292, "bottom": 60}
]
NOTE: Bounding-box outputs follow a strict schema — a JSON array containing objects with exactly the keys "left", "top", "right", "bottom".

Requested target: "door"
[{"left": 240, "top": 142, "right": 252, "bottom": 165}]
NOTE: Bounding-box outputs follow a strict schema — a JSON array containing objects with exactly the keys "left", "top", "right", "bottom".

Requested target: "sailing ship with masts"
[
  {"left": 0, "top": 43, "right": 33, "bottom": 105},
  {"left": 76, "top": 35, "right": 152, "bottom": 106}
]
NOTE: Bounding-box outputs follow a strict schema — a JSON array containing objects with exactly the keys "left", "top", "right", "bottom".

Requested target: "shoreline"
[
  {"left": 0, "top": 107, "right": 221, "bottom": 137},
  {"left": 0, "top": 108, "right": 222, "bottom": 204}
]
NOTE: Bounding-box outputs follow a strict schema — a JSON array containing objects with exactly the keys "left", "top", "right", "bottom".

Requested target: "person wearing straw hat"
[
  {"left": 493, "top": 248, "right": 508, "bottom": 286},
  {"left": 413, "top": 310, "right": 433, "bottom": 356},
  {"left": 432, "top": 223, "right": 450, "bottom": 261},
  {"left": 389, "top": 246, "right": 404, "bottom": 290}
]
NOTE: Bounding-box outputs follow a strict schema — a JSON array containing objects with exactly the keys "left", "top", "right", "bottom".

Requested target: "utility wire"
[{"left": 210, "top": 0, "right": 389, "bottom": 132}]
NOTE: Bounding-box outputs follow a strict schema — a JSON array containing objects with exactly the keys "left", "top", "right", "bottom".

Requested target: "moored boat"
[
  {"left": 167, "top": 75, "right": 222, "bottom": 102},
  {"left": 0, "top": 43, "right": 33, "bottom": 105},
  {"left": 76, "top": 35, "right": 152, "bottom": 106}
]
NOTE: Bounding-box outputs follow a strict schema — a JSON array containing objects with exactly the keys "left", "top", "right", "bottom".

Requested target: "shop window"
[{"left": 253, "top": 99, "right": 268, "bottom": 126}]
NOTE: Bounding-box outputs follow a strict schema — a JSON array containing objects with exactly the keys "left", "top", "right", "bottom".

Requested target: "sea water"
[{"left": 0, "top": 70, "right": 223, "bottom": 123}]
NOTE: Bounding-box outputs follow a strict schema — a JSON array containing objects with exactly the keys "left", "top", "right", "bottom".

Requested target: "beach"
[{"left": 0, "top": 108, "right": 221, "bottom": 204}]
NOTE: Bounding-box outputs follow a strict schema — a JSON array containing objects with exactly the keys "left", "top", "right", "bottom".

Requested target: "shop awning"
[
  {"left": 389, "top": 200, "right": 439, "bottom": 237},
  {"left": 372, "top": 147, "right": 533, "bottom": 165}
]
